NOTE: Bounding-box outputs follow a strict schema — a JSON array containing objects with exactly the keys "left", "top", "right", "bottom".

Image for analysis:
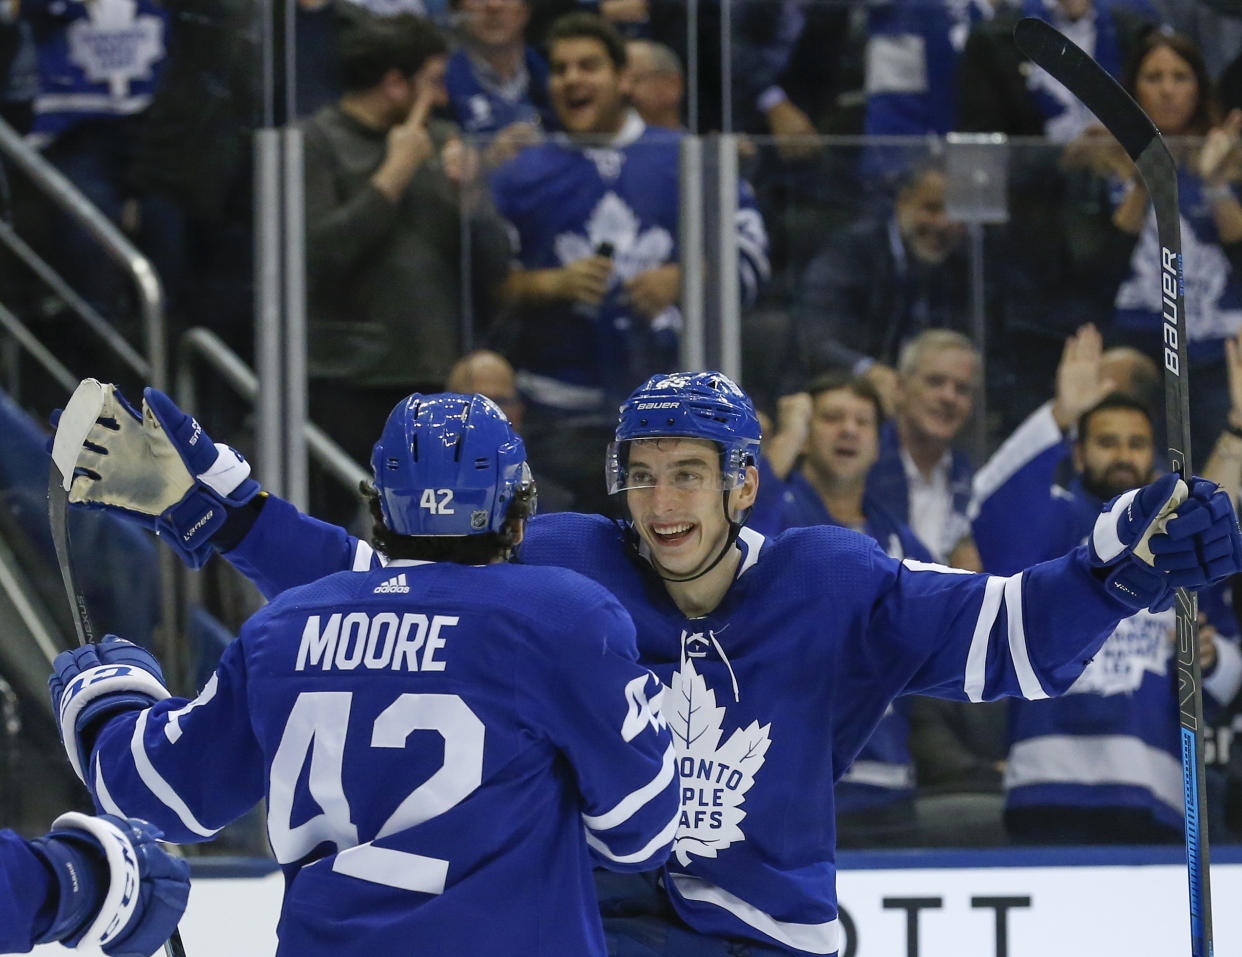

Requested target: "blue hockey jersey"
[
  {"left": 445, "top": 45, "right": 553, "bottom": 135},
  {"left": 489, "top": 111, "right": 770, "bottom": 410},
  {"left": 0, "top": 831, "right": 57, "bottom": 953},
  {"left": 223, "top": 496, "right": 1133, "bottom": 955},
  {"left": 769, "top": 470, "right": 934, "bottom": 815},
  {"left": 970, "top": 403, "right": 1185, "bottom": 831},
  {"left": 23, "top": 0, "right": 168, "bottom": 141},
  {"left": 83, "top": 560, "right": 679, "bottom": 956}
]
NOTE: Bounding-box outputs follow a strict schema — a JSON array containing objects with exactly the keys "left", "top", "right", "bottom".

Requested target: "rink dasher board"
[{"left": 28, "top": 848, "right": 1242, "bottom": 956}]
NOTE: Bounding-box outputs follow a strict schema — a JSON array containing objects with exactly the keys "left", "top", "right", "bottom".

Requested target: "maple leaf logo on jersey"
[
  {"left": 668, "top": 657, "right": 771, "bottom": 866},
  {"left": 67, "top": 0, "right": 165, "bottom": 98},
  {"left": 554, "top": 192, "right": 675, "bottom": 290}
]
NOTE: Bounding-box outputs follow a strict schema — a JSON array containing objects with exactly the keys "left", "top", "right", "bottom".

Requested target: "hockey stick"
[
  {"left": 49, "top": 380, "right": 188, "bottom": 957},
  {"left": 1014, "top": 17, "right": 1212, "bottom": 956}
]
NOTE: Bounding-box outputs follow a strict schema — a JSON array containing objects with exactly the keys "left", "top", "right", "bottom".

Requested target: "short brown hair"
[
  {"left": 546, "top": 12, "right": 627, "bottom": 71},
  {"left": 805, "top": 372, "right": 886, "bottom": 427}
]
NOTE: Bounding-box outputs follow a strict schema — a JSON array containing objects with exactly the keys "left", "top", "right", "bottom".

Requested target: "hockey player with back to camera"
[
  {"left": 47, "top": 387, "right": 678, "bottom": 956},
  {"left": 50, "top": 371, "right": 1242, "bottom": 957}
]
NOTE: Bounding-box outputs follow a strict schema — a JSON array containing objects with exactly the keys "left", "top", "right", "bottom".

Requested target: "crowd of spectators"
[{"left": 3, "top": 0, "right": 1242, "bottom": 849}]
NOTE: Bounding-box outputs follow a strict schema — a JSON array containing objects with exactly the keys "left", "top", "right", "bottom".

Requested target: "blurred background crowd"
[{"left": 2, "top": 0, "right": 1242, "bottom": 857}]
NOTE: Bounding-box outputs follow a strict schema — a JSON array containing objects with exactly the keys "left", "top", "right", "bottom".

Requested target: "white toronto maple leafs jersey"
[
  {"left": 81, "top": 559, "right": 678, "bottom": 956},
  {"left": 224, "top": 498, "right": 1134, "bottom": 956}
]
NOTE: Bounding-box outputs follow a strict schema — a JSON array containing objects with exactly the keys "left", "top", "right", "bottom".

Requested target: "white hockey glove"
[
  {"left": 1089, "top": 473, "right": 1242, "bottom": 611},
  {"left": 31, "top": 813, "right": 190, "bottom": 957},
  {"left": 51, "top": 378, "right": 261, "bottom": 568}
]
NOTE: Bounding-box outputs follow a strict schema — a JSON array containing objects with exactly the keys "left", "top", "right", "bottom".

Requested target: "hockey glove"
[
  {"left": 31, "top": 812, "right": 190, "bottom": 957},
  {"left": 51, "top": 378, "right": 261, "bottom": 568},
  {"left": 1145, "top": 477, "right": 1242, "bottom": 610},
  {"left": 1089, "top": 474, "right": 1242, "bottom": 611},
  {"left": 50, "top": 636, "right": 170, "bottom": 784}
]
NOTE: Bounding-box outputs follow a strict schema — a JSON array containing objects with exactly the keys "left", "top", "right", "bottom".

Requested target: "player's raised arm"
[
  {"left": 871, "top": 472, "right": 1242, "bottom": 705},
  {"left": 1, "top": 814, "right": 189, "bottom": 956},
  {"left": 51, "top": 380, "right": 368, "bottom": 595}
]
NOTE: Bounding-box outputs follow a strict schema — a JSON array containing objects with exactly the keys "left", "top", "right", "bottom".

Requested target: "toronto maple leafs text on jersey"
[
  {"left": 79, "top": 559, "right": 679, "bottom": 956},
  {"left": 219, "top": 496, "right": 1136, "bottom": 955}
]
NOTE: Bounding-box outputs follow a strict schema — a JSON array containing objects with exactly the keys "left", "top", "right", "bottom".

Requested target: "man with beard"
[{"left": 970, "top": 324, "right": 1235, "bottom": 843}]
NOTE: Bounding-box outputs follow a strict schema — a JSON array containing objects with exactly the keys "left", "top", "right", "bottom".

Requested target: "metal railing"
[{"left": 0, "top": 116, "right": 166, "bottom": 390}]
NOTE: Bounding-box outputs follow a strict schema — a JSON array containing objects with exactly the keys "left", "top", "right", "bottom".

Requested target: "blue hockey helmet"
[
  {"left": 371, "top": 393, "right": 533, "bottom": 536},
  {"left": 606, "top": 372, "right": 762, "bottom": 494}
]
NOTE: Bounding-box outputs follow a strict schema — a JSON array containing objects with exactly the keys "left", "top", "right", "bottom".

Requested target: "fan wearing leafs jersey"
[
  {"left": 52, "top": 373, "right": 1242, "bottom": 956},
  {"left": 48, "top": 389, "right": 678, "bottom": 957}
]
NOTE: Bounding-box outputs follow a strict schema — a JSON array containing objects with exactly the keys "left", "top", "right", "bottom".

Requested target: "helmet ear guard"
[{"left": 371, "top": 393, "right": 535, "bottom": 537}]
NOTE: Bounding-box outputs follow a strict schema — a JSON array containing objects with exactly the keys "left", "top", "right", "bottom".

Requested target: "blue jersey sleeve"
[
  {"left": 527, "top": 593, "right": 679, "bottom": 873},
  {"left": 0, "top": 831, "right": 55, "bottom": 953},
  {"left": 227, "top": 495, "right": 376, "bottom": 598},
  {"left": 970, "top": 403, "right": 1076, "bottom": 573},
  {"left": 864, "top": 542, "right": 1130, "bottom": 706},
  {"left": 87, "top": 639, "right": 266, "bottom": 844}
]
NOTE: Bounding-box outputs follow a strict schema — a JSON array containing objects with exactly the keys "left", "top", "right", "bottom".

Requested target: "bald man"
[
  {"left": 446, "top": 350, "right": 526, "bottom": 431},
  {"left": 624, "top": 39, "right": 684, "bottom": 131}
]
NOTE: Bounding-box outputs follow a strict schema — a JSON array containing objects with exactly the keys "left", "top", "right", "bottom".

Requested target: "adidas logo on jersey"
[{"left": 373, "top": 573, "right": 410, "bottom": 594}]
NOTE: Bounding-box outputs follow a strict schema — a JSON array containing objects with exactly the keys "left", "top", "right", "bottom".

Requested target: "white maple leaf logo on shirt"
[
  {"left": 553, "top": 192, "right": 675, "bottom": 285},
  {"left": 668, "top": 657, "right": 771, "bottom": 866},
  {"left": 67, "top": 0, "right": 164, "bottom": 99}
]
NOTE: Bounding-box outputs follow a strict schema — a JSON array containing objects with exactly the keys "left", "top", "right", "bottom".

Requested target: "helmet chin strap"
[{"left": 622, "top": 490, "right": 750, "bottom": 585}]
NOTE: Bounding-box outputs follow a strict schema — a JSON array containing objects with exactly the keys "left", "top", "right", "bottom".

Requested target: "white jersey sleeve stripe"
[
  {"left": 669, "top": 873, "right": 840, "bottom": 955},
  {"left": 1003, "top": 573, "right": 1049, "bottom": 700},
  {"left": 93, "top": 760, "right": 125, "bottom": 817},
  {"left": 582, "top": 743, "right": 676, "bottom": 832},
  {"left": 130, "top": 710, "right": 222, "bottom": 838},
  {"left": 352, "top": 540, "right": 377, "bottom": 571},
  {"left": 964, "top": 575, "right": 1006, "bottom": 702},
  {"left": 164, "top": 672, "right": 219, "bottom": 744},
  {"left": 584, "top": 811, "right": 678, "bottom": 866},
  {"left": 969, "top": 402, "right": 1061, "bottom": 511}
]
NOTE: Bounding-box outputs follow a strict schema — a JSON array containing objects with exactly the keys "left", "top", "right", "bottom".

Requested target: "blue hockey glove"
[
  {"left": 50, "top": 635, "right": 169, "bottom": 784},
  {"left": 51, "top": 378, "right": 261, "bottom": 568},
  {"left": 1144, "top": 477, "right": 1242, "bottom": 610},
  {"left": 1090, "top": 474, "right": 1242, "bottom": 611},
  {"left": 31, "top": 812, "right": 190, "bottom": 957}
]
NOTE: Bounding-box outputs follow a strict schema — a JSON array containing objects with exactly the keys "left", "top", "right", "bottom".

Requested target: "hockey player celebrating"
[
  {"left": 0, "top": 813, "right": 189, "bottom": 956},
  {"left": 48, "top": 389, "right": 678, "bottom": 956},
  {"left": 52, "top": 372, "right": 1242, "bottom": 956}
]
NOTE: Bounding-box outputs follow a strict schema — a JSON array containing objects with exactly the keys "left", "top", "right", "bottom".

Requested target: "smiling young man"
[
  {"left": 488, "top": 12, "right": 769, "bottom": 511},
  {"left": 55, "top": 369, "right": 1242, "bottom": 956}
]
